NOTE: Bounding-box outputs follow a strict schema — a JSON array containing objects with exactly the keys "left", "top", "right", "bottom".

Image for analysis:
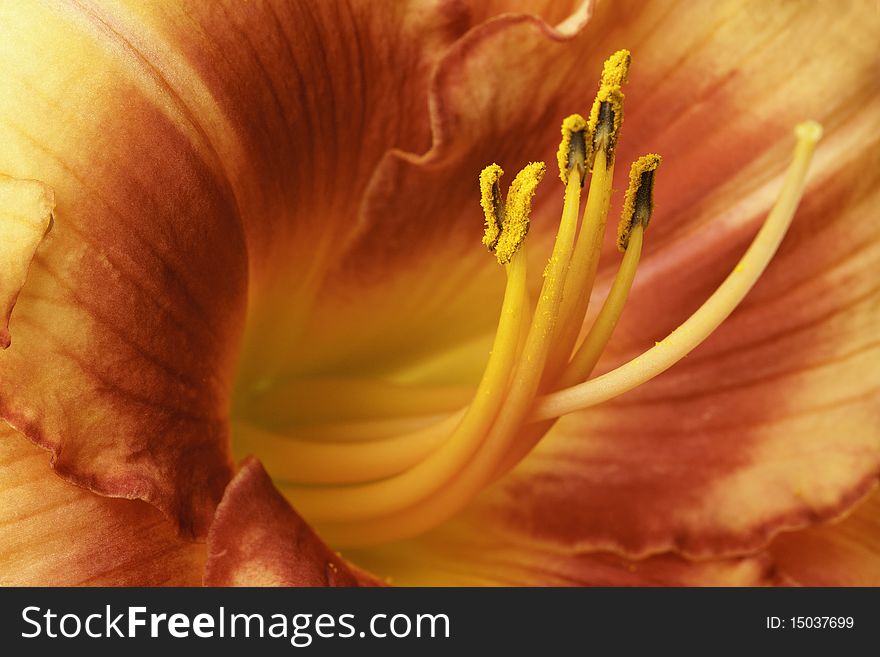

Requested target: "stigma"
[{"left": 244, "top": 51, "right": 822, "bottom": 547}]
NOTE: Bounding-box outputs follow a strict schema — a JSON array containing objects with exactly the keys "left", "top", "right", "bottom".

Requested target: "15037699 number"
[{"left": 792, "top": 617, "right": 854, "bottom": 629}]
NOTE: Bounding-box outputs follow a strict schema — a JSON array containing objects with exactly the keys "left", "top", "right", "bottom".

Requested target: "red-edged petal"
[
  {"left": 0, "top": 3, "right": 258, "bottom": 536},
  {"left": 346, "top": 517, "right": 780, "bottom": 586},
  {"left": 204, "top": 460, "right": 776, "bottom": 586},
  {"left": 204, "top": 457, "right": 381, "bottom": 586},
  {"left": 217, "top": 0, "right": 880, "bottom": 570},
  {"left": 0, "top": 424, "right": 204, "bottom": 586},
  {"left": 0, "top": 175, "right": 53, "bottom": 349},
  {"left": 769, "top": 488, "right": 880, "bottom": 586},
  {"left": 463, "top": 0, "right": 591, "bottom": 28}
]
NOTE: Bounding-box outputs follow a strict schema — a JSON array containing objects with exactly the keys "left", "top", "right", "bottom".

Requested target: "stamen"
[
  {"left": 585, "top": 48, "right": 630, "bottom": 166},
  {"left": 559, "top": 154, "right": 661, "bottom": 388},
  {"left": 281, "top": 247, "right": 529, "bottom": 520},
  {"left": 533, "top": 121, "right": 823, "bottom": 420},
  {"left": 557, "top": 114, "right": 589, "bottom": 185},
  {"left": 496, "top": 210, "right": 647, "bottom": 479},
  {"left": 510, "top": 152, "right": 653, "bottom": 471},
  {"left": 542, "top": 146, "right": 615, "bottom": 384},
  {"left": 544, "top": 50, "right": 632, "bottom": 383},
  {"left": 480, "top": 163, "right": 504, "bottom": 251}
]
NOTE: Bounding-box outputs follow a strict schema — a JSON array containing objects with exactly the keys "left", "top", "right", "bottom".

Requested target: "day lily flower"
[{"left": 1, "top": 0, "right": 878, "bottom": 587}]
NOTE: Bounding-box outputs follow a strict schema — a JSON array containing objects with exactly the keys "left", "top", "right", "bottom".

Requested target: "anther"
[
  {"left": 617, "top": 154, "right": 661, "bottom": 251},
  {"left": 587, "top": 85, "right": 625, "bottom": 167},
  {"left": 479, "top": 163, "right": 504, "bottom": 251},
  {"left": 557, "top": 114, "right": 589, "bottom": 185},
  {"left": 493, "top": 161, "right": 546, "bottom": 265}
]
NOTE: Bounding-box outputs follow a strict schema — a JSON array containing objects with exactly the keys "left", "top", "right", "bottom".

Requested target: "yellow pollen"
[
  {"left": 601, "top": 49, "right": 631, "bottom": 87},
  {"left": 493, "top": 161, "right": 546, "bottom": 265},
  {"left": 556, "top": 113, "right": 589, "bottom": 184},
  {"left": 479, "top": 163, "right": 504, "bottom": 251},
  {"left": 618, "top": 153, "right": 661, "bottom": 251}
]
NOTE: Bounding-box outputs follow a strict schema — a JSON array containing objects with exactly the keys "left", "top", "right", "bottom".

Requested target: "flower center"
[{"left": 232, "top": 50, "right": 822, "bottom": 548}]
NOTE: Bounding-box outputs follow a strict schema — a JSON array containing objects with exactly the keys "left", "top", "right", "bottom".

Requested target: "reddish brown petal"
[
  {"left": 769, "top": 488, "right": 880, "bottom": 586},
  {"left": 0, "top": 424, "right": 204, "bottom": 586},
  {"left": 347, "top": 517, "right": 780, "bottom": 586},
  {"left": 139, "top": 0, "right": 475, "bottom": 386},
  {"left": 205, "top": 457, "right": 381, "bottom": 586}
]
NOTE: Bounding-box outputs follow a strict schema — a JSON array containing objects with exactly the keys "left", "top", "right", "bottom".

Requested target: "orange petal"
[
  {"left": 0, "top": 423, "right": 204, "bottom": 586},
  {"left": 769, "top": 488, "right": 880, "bottom": 586},
  {"left": 203, "top": 459, "right": 777, "bottom": 586},
  {"left": 204, "top": 457, "right": 381, "bottom": 586}
]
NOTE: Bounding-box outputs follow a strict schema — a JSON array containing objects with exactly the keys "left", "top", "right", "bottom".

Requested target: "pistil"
[{"left": 534, "top": 121, "right": 823, "bottom": 420}]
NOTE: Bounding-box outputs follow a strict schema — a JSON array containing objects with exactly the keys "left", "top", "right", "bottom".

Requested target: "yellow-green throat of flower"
[{"left": 235, "top": 50, "right": 823, "bottom": 548}]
